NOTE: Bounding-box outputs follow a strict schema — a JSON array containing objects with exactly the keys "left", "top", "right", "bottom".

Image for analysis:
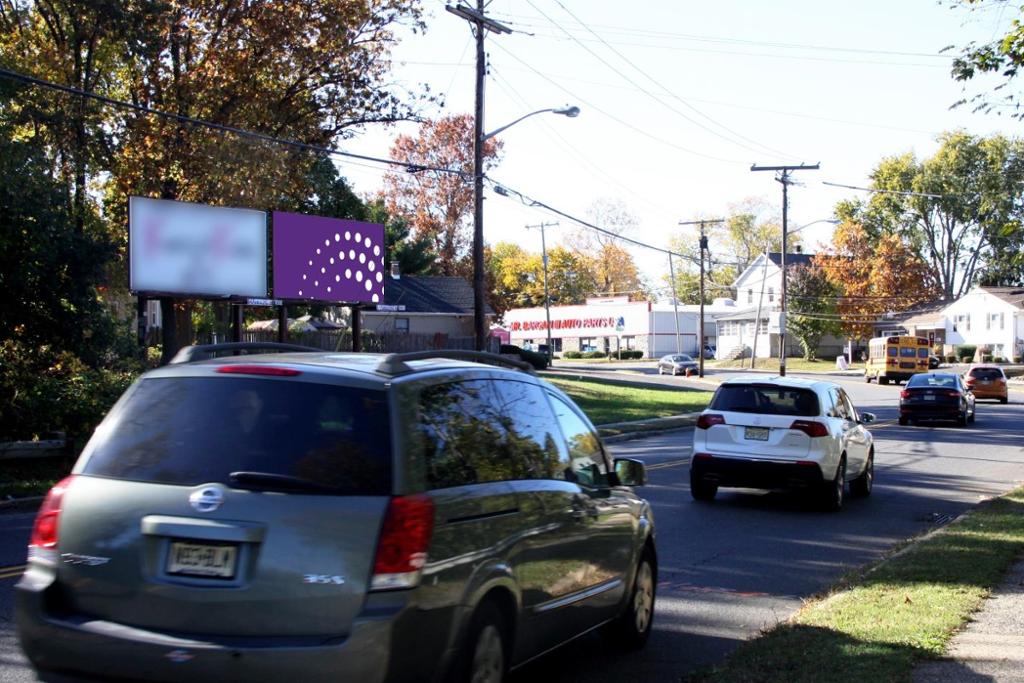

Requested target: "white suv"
[{"left": 691, "top": 376, "right": 875, "bottom": 511}]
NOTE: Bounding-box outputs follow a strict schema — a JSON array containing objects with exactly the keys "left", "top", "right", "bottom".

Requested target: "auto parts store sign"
[{"left": 506, "top": 303, "right": 649, "bottom": 337}]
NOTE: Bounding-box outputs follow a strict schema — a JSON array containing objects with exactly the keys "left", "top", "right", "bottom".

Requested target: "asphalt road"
[{"left": 1, "top": 370, "right": 1022, "bottom": 682}]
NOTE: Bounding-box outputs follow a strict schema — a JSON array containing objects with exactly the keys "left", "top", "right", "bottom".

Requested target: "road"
[{"left": 1, "top": 370, "right": 1022, "bottom": 682}]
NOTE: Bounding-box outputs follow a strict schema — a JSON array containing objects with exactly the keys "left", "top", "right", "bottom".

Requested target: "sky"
[{"left": 338, "top": 0, "right": 1019, "bottom": 299}]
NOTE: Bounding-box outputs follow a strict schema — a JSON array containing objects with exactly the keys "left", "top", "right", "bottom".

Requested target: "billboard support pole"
[
  {"left": 277, "top": 305, "right": 288, "bottom": 343},
  {"left": 351, "top": 305, "right": 362, "bottom": 352},
  {"left": 136, "top": 295, "right": 147, "bottom": 360},
  {"left": 232, "top": 304, "right": 243, "bottom": 343}
]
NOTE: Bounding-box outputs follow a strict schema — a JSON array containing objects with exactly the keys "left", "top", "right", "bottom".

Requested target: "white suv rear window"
[{"left": 710, "top": 384, "right": 820, "bottom": 417}]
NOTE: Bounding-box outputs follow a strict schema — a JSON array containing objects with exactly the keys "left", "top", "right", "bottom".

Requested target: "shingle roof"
[
  {"left": 980, "top": 286, "right": 1024, "bottom": 310},
  {"left": 767, "top": 252, "right": 815, "bottom": 268},
  {"left": 382, "top": 276, "right": 494, "bottom": 315}
]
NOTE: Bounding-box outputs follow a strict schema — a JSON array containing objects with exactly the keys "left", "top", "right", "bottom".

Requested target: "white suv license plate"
[
  {"left": 167, "top": 541, "right": 238, "bottom": 579},
  {"left": 744, "top": 427, "right": 769, "bottom": 441}
]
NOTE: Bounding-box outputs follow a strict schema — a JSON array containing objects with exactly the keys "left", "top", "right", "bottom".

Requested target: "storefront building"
[{"left": 503, "top": 296, "right": 743, "bottom": 358}]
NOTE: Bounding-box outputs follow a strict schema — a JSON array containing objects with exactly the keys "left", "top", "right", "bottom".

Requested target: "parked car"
[
  {"left": 658, "top": 353, "right": 698, "bottom": 375},
  {"left": 964, "top": 364, "right": 1009, "bottom": 404},
  {"left": 928, "top": 354, "right": 941, "bottom": 369},
  {"left": 898, "top": 372, "right": 976, "bottom": 426},
  {"left": 16, "top": 345, "right": 656, "bottom": 683},
  {"left": 703, "top": 344, "right": 717, "bottom": 359},
  {"left": 691, "top": 376, "right": 875, "bottom": 511}
]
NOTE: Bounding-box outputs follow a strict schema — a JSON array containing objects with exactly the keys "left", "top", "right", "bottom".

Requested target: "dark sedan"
[
  {"left": 658, "top": 353, "right": 698, "bottom": 375},
  {"left": 899, "top": 372, "right": 976, "bottom": 426}
]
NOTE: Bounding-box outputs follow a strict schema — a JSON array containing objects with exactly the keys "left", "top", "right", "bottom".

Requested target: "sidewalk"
[{"left": 912, "top": 556, "right": 1024, "bottom": 682}]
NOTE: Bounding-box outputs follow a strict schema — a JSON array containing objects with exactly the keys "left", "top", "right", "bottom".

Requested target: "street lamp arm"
[{"left": 482, "top": 106, "right": 580, "bottom": 141}]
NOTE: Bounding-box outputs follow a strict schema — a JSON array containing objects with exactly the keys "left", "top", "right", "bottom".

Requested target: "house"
[
  {"left": 716, "top": 251, "right": 844, "bottom": 360},
  {"left": 903, "top": 286, "right": 1024, "bottom": 361},
  {"left": 360, "top": 266, "right": 493, "bottom": 340}
]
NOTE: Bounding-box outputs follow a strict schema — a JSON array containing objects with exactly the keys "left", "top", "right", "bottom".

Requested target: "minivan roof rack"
[
  {"left": 375, "top": 350, "right": 535, "bottom": 376},
  {"left": 170, "top": 342, "right": 322, "bottom": 364}
]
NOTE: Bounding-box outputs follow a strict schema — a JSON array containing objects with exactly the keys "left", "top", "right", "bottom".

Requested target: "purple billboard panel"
[{"left": 272, "top": 212, "right": 385, "bottom": 303}]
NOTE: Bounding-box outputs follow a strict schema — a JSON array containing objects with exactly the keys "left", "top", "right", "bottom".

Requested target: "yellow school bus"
[{"left": 865, "top": 336, "right": 930, "bottom": 385}]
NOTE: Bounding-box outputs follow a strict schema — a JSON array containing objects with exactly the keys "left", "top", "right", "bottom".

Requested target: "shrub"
[
  {"left": 498, "top": 344, "right": 548, "bottom": 369},
  {"left": 960, "top": 356, "right": 972, "bottom": 364},
  {"left": 982, "top": 354, "right": 994, "bottom": 363},
  {"left": 622, "top": 350, "right": 645, "bottom": 360},
  {"left": 581, "top": 351, "right": 606, "bottom": 359},
  {"left": 946, "top": 354, "right": 958, "bottom": 364},
  {"left": 955, "top": 345, "right": 976, "bottom": 362},
  {"left": 562, "top": 350, "right": 582, "bottom": 359},
  {"left": 994, "top": 356, "right": 1006, "bottom": 363}
]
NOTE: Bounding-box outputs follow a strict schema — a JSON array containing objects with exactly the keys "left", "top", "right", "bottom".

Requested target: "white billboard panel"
[{"left": 129, "top": 197, "right": 267, "bottom": 298}]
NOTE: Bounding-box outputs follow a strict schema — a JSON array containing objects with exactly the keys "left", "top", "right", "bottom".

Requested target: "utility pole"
[
  {"left": 526, "top": 221, "right": 558, "bottom": 363},
  {"left": 447, "top": 3, "right": 511, "bottom": 352},
  {"left": 751, "top": 163, "right": 819, "bottom": 376},
  {"left": 679, "top": 219, "right": 724, "bottom": 378},
  {"left": 666, "top": 252, "right": 681, "bottom": 354}
]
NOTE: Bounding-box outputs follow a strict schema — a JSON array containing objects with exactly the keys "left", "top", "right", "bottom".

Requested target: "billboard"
[
  {"left": 129, "top": 197, "right": 267, "bottom": 298},
  {"left": 272, "top": 212, "right": 385, "bottom": 304}
]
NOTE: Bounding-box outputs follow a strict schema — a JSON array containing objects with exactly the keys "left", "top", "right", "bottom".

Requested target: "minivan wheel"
[
  {"left": 850, "top": 450, "right": 873, "bottom": 498},
  {"left": 690, "top": 472, "right": 718, "bottom": 502},
  {"left": 606, "top": 549, "right": 656, "bottom": 650},
  {"left": 820, "top": 457, "right": 845, "bottom": 512},
  {"left": 456, "top": 602, "right": 507, "bottom": 683}
]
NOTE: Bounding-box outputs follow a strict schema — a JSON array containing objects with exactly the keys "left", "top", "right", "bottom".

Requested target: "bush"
[
  {"left": 562, "top": 350, "right": 582, "bottom": 359},
  {"left": 498, "top": 344, "right": 548, "bottom": 370},
  {"left": 982, "top": 354, "right": 994, "bottom": 363},
  {"left": 0, "top": 340, "right": 139, "bottom": 449},
  {"left": 994, "top": 356, "right": 1006, "bottom": 363},
  {"left": 619, "top": 350, "right": 644, "bottom": 360},
  {"left": 955, "top": 345, "right": 976, "bottom": 362},
  {"left": 581, "top": 351, "right": 606, "bottom": 359},
  {"left": 946, "top": 354, "right": 958, "bottom": 364}
]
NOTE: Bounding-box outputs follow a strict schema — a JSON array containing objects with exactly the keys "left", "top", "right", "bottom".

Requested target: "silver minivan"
[{"left": 17, "top": 346, "right": 656, "bottom": 682}]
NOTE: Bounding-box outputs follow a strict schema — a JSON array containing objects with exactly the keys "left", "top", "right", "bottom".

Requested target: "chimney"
[{"left": 390, "top": 261, "right": 400, "bottom": 279}]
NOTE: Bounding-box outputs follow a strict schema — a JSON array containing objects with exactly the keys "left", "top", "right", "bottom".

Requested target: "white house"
[
  {"left": 903, "top": 286, "right": 1024, "bottom": 361},
  {"left": 716, "top": 251, "right": 844, "bottom": 359}
]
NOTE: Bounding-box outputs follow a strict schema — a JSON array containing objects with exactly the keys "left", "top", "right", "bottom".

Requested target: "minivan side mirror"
[
  {"left": 860, "top": 412, "right": 876, "bottom": 424},
  {"left": 613, "top": 458, "right": 647, "bottom": 487}
]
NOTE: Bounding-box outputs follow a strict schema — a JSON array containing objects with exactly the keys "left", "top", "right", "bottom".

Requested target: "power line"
[
  {"left": 529, "top": 0, "right": 799, "bottom": 161},
  {"left": 0, "top": 66, "right": 469, "bottom": 179},
  {"left": 821, "top": 181, "right": 947, "bottom": 199},
  {"left": 489, "top": 42, "right": 742, "bottom": 164}
]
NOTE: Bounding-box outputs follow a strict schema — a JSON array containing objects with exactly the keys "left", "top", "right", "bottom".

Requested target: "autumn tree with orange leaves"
[
  {"left": 818, "top": 221, "right": 939, "bottom": 341},
  {"left": 382, "top": 115, "right": 503, "bottom": 276}
]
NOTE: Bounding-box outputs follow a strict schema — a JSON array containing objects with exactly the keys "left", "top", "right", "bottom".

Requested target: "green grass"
[
  {"left": 0, "top": 457, "right": 73, "bottom": 499},
  {"left": 686, "top": 487, "right": 1024, "bottom": 683},
  {"left": 544, "top": 376, "right": 712, "bottom": 425},
  {"left": 713, "top": 357, "right": 866, "bottom": 373}
]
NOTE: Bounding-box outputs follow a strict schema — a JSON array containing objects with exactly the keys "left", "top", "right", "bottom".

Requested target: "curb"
[{"left": 599, "top": 413, "right": 700, "bottom": 442}]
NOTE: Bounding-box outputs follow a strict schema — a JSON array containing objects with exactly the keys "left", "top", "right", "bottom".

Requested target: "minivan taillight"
[
  {"left": 29, "top": 475, "right": 76, "bottom": 560},
  {"left": 790, "top": 420, "right": 829, "bottom": 438},
  {"left": 371, "top": 494, "right": 435, "bottom": 591},
  {"left": 696, "top": 414, "right": 725, "bottom": 429}
]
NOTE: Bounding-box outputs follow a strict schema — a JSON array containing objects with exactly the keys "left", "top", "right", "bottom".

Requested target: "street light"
[{"left": 472, "top": 106, "right": 580, "bottom": 350}]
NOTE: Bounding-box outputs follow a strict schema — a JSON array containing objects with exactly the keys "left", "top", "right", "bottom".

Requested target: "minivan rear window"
[
  {"left": 710, "top": 384, "right": 820, "bottom": 416},
  {"left": 81, "top": 377, "right": 391, "bottom": 494}
]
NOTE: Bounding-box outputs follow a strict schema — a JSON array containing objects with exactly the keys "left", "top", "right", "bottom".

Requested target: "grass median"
[
  {"left": 686, "top": 486, "right": 1024, "bottom": 683},
  {"left": 544, "top": 375, "right": 712, "bottom": 426},
  {"left": 713, "top": 357, "right": 865, "bottom": 374}
]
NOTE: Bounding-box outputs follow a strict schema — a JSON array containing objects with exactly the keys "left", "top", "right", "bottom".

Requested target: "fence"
[{"left": 240, "top": 330, "right": 499, "bottom": 354}]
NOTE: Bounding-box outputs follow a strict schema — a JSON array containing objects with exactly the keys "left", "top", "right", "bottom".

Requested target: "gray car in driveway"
[
  {"left": 657, "top": 354, "right": 698, "bottom": 376},
  {"left": 16, "top": 345, "right": 656, "bottom": 683}
]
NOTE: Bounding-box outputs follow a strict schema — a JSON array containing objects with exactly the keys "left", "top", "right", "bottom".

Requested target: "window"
[
  {"left": 580, "top": 337, "right": 597, "bottom": 352},
  {"left": 838, "top": 389, "right": 858, "bottom": 422},
  {"left": 1000, "top": 313, "right": 1005, "bottom": 330},
  {"left": 82, "top": 378, "right": 392, "bottom": 494},
  {"left": 768, "top": 287, "right": 775, "bottom": 303},
  {"left": 415, "top": 380, "right": 561, "bottom": 489},
  {"left": 549, "top": 394, "right": 609, "bottom": 488},
  {"left": 395, "top": 317, "right": 409, "bottom": 333},
  {"left": 711, "top": 384, "right": 821, "bottom": 417},
  {"left": 747, "top": 288, "right": 753, "bottom": 304}
]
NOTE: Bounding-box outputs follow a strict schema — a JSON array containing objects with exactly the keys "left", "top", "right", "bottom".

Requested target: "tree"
[
  {"left": 947, "top": 1, "right": 1024, "bottom": 119},
  {"left": 566, "top": 198, "right": 648, "bottom": 300},
  {"left": 488, "top": 242, "right": 543, "bottom": 317},
  {"left": 819, "top": 221, "right": 939, "bottom": 341},
  {"left": 787, "top": 264, "right": 840, "bottom": 360},
  {"left": 382, "top": 114, "right": 502, "bottom": 276},
  {"left": 842, "top": 131, "right": 1024, "bottom": 297}
]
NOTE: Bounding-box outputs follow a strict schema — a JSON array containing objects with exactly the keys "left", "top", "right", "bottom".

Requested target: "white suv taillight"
[
  {"left": 28, "top": 475, "right": 76, "bottom": 563},
  {"left": 370, "top": 494, "right": 435, "bottom": 591}
]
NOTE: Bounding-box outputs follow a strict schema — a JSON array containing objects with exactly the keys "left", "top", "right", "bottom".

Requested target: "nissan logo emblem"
[{"left": 189, "top": 487, "right": 224, "bottom": 513}]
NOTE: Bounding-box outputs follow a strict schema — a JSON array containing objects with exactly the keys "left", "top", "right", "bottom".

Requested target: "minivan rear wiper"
[{"left": 228, "top": 471, "right": 343, "bottom": 494}]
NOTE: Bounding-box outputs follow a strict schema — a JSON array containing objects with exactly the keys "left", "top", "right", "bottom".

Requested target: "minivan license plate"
[
  {"left": 167, "top": 541, "right": 237, "bottom": 578},
  {"left": 744, "top": 427, "right": 769, "bottom": 441}
]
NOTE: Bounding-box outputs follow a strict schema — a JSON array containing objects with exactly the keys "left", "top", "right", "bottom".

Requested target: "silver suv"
[{"left": 16, "top": 345, "right": 656, "bottom": 683}]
